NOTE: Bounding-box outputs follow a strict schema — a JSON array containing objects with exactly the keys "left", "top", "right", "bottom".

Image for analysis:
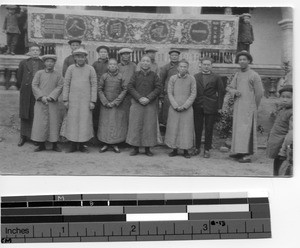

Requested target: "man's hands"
[
  {"left": 89, "top": 102, "right": 95, "bottom": 110},
  {"left": 41, "top": 96, "right": 48, "bottom": 105},
  {"left": 139, "top": 97, "right": 150, "bottom": 106},
  {"left": 64, "top": 101, "right": 69, "bottom": 109},
  {"left": 175, "top": 106, "right": 185, "bottom": 112},
  {"left": 235, "top": 91, "right": 241, "bottom": 97},
  {"left": 105, "top": 102, "right": 116, "bottom": 108}
]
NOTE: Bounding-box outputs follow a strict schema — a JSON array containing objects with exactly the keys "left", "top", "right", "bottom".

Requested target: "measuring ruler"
[{"left": 1, "top": 192, "right": 271, "bottom": 243}]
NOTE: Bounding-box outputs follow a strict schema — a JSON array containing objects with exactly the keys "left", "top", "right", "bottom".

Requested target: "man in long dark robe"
[
  {"left": 16, "top": 43, "right": 44, "bottom": 146},
  {"left": 92, "top": 45, "right": 109, "bottom": 136},
  {"left": 159, "top": 49, "right": 180, "bottom": 126}
]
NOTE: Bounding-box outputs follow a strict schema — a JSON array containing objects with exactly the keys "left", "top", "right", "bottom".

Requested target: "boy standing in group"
[
  {"left": 2, "top": 5, "right": 26, "bottom": 55},
  {"left": 31, "top": 55, "right": 64, "bottom": 152}
]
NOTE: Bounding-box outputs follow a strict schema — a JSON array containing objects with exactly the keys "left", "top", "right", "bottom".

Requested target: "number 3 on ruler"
[{"left": 203, "top": 224, "right": 208, "bottom": 231}]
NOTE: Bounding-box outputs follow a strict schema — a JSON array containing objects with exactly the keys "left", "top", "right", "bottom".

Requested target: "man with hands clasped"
[
  {"left": 165, "top": 59, "right": 197, "bottom": 159},
  {"left": 31, "top": 55, "right": 64, "bottom": 152},
  {"left": 63, "top": 48, "right": 97, "bottom": 153},
  {"left": 126, "top": 55, "right": 162, "bottom": 156}
]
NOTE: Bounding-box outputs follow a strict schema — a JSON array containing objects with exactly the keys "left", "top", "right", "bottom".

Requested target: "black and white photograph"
[{"left": 0, "top": 4, "right": 293, "bottom": 177}]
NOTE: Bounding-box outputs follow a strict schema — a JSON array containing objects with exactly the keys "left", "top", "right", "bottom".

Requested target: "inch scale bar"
[{"left": 1, "top": 192, "right": 271, "bottom": 243}]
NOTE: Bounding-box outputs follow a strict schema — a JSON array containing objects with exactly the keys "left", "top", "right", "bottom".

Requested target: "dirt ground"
[{"left": 0, "top": 126, "right": 273, "bottom": 177}]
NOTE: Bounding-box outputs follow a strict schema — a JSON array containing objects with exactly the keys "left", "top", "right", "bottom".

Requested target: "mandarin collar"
[
  {"left": 45, "top": 68, "right": 54, "bottom": 73},
  {"left": 140, "top": 68, "right": 151, "bottom": 76},
  {"left": 108, "top": 69, "right": 119, "bottom": 76},
  {"left": 177, "top": 72, "right": 188, "bottom": 78}
]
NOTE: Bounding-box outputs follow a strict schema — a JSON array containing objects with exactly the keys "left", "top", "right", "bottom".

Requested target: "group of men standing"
[{"left": 16, "top": 39, "right": 264, "bottom": 163}]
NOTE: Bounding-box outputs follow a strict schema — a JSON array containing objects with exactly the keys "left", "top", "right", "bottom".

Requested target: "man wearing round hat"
[
  {"left": 62, "top": 39, "right": 88, "bottom": 77},
  {"left": 118, "top": 48, "right": 137, "bottom": 122},
  {"left": 136, "top": 46, "right": 159, "bottom": 74},
  {"left": 227, "top": 50, "right": 263, "bottom": 163},
  {"left": 63, "top": 48, "right": 97, "bottom": 153},
  {"left": 16, "top": 42, "right": 44, "bottom": 146},
  {"left": 159, "top": 48, "right": 181, "bottom": 126},
  {"left": 237, "top": 13, "right": 254, "bottom": 53},
  {"left": 31, "top": 54, "right": 64, "bottom": 152},
  {"left": 92, "top": 45, "right": 110, "bottom": 136},
  {"left": 2, "top": 5, "right": 27, "bottom": 55}
]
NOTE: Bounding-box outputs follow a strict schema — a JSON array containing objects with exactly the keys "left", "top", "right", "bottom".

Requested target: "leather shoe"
[
  {"left": 34, "top": 145, "right": 46, "bottom": 152},
  {"left": 145, "top": 150, "right": 154, "bottom": 156},
  {"left": 99, "top": 145, "right": 108, "bottom": 153},
  {"left": 112, "top": 145, "right": 120, "bottom": 153},
  {"left": 130, "top": 148, "right": 139, "bottom": 156},
  {"left": 183, "top": 150, "right": 191, "bottom": 159},
  {"left": 169, "top": 149, "right": 178, "bottom": 157},
  {"left": 66, "top": 143, "right": 77, "bottom": 153},
  {"left": 191, "top": 148, "right": 200, "bottom": 156},
  {"left": 204, "top": 150, "right": 210, "bottom": 158},
  {"left": 238, "top": 156, "right": 251, "bottom": 163},
  {"left": 229, "top": 153, "right": 244, "bottom": 159},
  {"left": 79, "top": 145, "right": 89, "bottom": 153},
  {"left": 18, "top": 137, "right": 26, "bottom": 147},
  {"left": 52, "top": 145, "right": 62, "bottom": 152}
]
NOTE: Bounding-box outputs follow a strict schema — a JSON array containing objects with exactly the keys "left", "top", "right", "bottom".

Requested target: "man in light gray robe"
[
  {"left": 31, "top": 54, "right": 64, "bottom": 152},
  {"left": 227, "top": 51, "right": 263, "bottom": 163}
]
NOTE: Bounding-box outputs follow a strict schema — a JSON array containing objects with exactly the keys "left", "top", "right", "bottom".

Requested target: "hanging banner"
[{"left": 27, "top": 7, "right": 239, "bottom": 50}]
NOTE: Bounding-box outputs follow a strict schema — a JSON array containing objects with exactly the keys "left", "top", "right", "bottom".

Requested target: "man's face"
[
  {"left": 8, "top": 9, "right": 15, "bottom": 14},
  {"left": 200, "top": 60, "right": 212, "bottom": 73},
  {"left": 98, "top": 48, "right": 108, "bottom": 60},
  {"left": 108, "top": 60, "right": 118, "bottom": 72},
  {"left": 238, "top": 55, "right": 250, "bottom": 69},
  {"left": 140, "top": 56, "right": 151, "bottom": 70},
  {"left": 74, "top": 54, "right": 86, "bottom": 66},
  {"left": 178, "top": 62, "right": 188, "bottom": 75},
  {"left": 243, "top": 16, "right": 251, "bottom": 23},
  {"left": 121, "top": 52, "right": 131, "bottom": 61},
  {"left": 44, "top": 59, "right": 55, "bottom": 70},
  {"left": 70, "top": 42, "right": 80, "bottom": 51},
  {"left": 280, "top": 91, "right": 293, "bottom": 107},
  {"left": 30, "top": 46, "right": 41, "bottom": 58},
  {"left": 170, "top": 52, "right": 179, "bottom": 62},
  {"left": 146, "top": 51, "right": 156, "bottom": 60}
]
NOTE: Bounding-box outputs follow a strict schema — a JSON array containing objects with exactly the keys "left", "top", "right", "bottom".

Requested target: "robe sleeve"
[
  {"left": 167, "top": 76, "right": 179, "bottom": 109},
  {"left": 146, "top": 73, "right": 161, "bottom": 102},
  {"left": 217, "top": 75, "right": 225, "bottom": 109},
  {"left": 182, "top": 76, "right": 197, "bottom": 109},
  {"left": 16, "top": 60, "right": 24, "bottom": 89},
  {"left": 90, "top": 67, "right": 97, "bottom": 103},
  {"left": 252, "top": 72, "right": 264, "bottom": 108},
  {"left": 62, "top": 57, "right": 69, "bottom": 77},
  {"left": 127, "top": 73, "right": 142, "bottom": 101},
  {"left": 31, "top": 71, "right": 44, "bottom": 100},
  {"left": 3, "top": 16, "right": 7, "bottom": 31},
  {"left": 98, "top": 74, "right": 109, "bottom": 106},
  {"left": 62, "top": 66, "right": 72, "bottom": 102},
  {"left": 112, "top": 78, "right": 127, "bottom": 106},
  {"left": 48, "top": 74, "right": 64, "bottom": 101},
  {"left": 226, "top": 72, "right": 239, "bottom": 97}
]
